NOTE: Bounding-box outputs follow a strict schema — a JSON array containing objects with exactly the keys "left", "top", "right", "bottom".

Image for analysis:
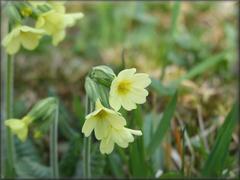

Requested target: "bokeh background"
[{"left": 3, "top": 1, "right": 238, "bottom": 178}]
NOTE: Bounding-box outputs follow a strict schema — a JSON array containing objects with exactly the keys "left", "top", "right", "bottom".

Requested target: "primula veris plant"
[
  {"left": 5, "top": 116, "right": 33, "bottom": 142},
  {"left": 35, "top": 2, "right": 84, "bottom": 45},
  {"left": 4, "top": 97, "right": 58, "bottom": 142},
  {"left": 82, "top": 66, "right": 151, "bottom": 154},
  {"left": 2, "top": 1, "right": 84, "bottom": 54},
  {"left": 82, "top": 99, "right": 127, "bottom": 140},
  {"left": 109, "top": 68, "right": 151, "bottom": 111},
  {"left": 100, "top": 127, "right": 142, "bottom": 154},
  {"left": 2, "top": 25, "right": 45, "bottom": 55},
  {"left": 82, "top": 98, "right": 142, "bottom": 154}
]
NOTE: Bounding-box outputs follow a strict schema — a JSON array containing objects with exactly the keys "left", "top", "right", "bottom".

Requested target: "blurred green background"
[{"left": 10, "top": 1, "right": 238, "bottom": 178}]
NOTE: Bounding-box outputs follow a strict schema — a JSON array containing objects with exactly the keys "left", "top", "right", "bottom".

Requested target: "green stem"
[
  {"left": 50, "top": 103, "right": 59, "bottom": 178},
  {"left": 5, "top": 53, "right": 15, "bottom": 177},
  {"left": 83, "top": 97, "right": 92, "bottom": 178},
  {"left": 181, "top": 127, "right": 186, "bottom": 176}
]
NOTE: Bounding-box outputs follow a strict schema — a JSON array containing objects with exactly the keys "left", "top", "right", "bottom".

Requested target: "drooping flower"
[
  {"left": 109, "top": 68, "right": 151, "bottom": 111},
  {"left": 82, "top": 99, "right": 126, "bottom": 140},
  {"left": 35, "top": 2, "right": 84, "bottom": 46},
  {"left": 100, "top": 127, "right": 142, "bottom": 154},
  {"left": 5, "top": 116, "right": 33, "bottom": 142},
  {"left": 2, "top": 25, "right": 45, "bottom": 55}
]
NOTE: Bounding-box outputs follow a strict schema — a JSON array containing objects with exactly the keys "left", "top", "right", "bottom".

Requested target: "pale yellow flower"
[
  {"left": 5, "top": 116, "right": 33, "bottom": 142},
  {"left": 100, "top": 127, "right": 142, "bottom": 154},
  {"left": 35, "top": 2, "right": 84, "bottom": 46},
  {"left": 2, "top": 26, "right": 45, "bottom": 55},
  {"left": 82, "top": 99, "right": 126, "bottom": 140},
  {"left": 109, "top": 68, "right": 151, "bottom": 111}
]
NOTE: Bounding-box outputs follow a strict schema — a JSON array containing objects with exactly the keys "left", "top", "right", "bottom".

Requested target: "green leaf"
[
  {"left": 171, "top": 52, "right": 227, "bottom": 86},
  {"left": 15, "top": 139, "right": 40, "bottom": 162},
  {"left": 59, "top": 137, "right": 82, "bottom": 177},
  {"left": 15, "top": 157, "right": 50, "bottom": 178},
  {"left": 170, "top": 1, "right": 181, "bottom": 36},
  {"left": 129, "top": 138, "right": 149, "bottom": 177},
  {"left": 108, "top": 153, "right": 124, "bottom": 177},
  {"left": 201, "top": 103, "right": 238, "bottom": 176},
  {"left": 91, "top": 143, "right": 106, "bottom": 177},
  {"left": 129, "top": 106, "right": 150, "bottom": 177},
  {"left": 147, "top": 92, "right": 178, "bottom": 154}
]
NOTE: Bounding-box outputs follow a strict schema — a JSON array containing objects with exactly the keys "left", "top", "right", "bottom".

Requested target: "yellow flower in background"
[
  {"left": 100, "top": 127, "right": 142, "bottom": 154},
  {"left": 2, "top": 25, "right": 45, "bottom": 55},
  {"left": 82, "top": 99, "right": 126, "bottom": 140},
  {"left": 35, "top": 1, "right": 84, "bottom": 46},
  {"left": 35, "top": 10, "right": 65, "bottom": 44},
  {"left": 5, "top": 116, "right": 33, "bottom": 142},
  {"left": 109, "top": 68, "right": 151, "bottom": 111}
]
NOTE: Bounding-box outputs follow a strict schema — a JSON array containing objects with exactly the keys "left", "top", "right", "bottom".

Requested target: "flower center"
[
  {"left": 96, "top": 109, "right": 108, "bottom": 119},
  {"left": 117, "top": 80, "right": 132, "bottom": 95}
]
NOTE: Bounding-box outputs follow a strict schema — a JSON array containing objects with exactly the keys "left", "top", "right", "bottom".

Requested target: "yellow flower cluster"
[
  {"left": 82, "top": 68, "right": 151, "bottom": 154},
  {"left": 5, "top": 116, "right": 33, "bottom": 142},
  {"left": 2, "top": 1, "right": 84, "bottom": 55}
]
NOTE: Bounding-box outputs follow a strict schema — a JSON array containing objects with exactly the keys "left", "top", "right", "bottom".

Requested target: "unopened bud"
[
  {"left": 5, "top": 3, "right": 22, "bottom": 24},
  {"left": 85, "top": 76, "right": 100, "bottom": 102},
  {"left": 27, "top": 97, "right": 58, "bottom": 121},
  {"left": 90, "top": 65, "right": 116, "bottom": 87}
]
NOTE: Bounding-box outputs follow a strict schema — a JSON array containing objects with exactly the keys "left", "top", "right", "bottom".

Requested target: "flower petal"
[
  {"left": 100, "top": 137, "right": 114, "bottom": 154},
  {"left": 64, "top": 13, "right": 84, "bottom": 27},
  {"left": 95, "top": 120, "right": 109, "bottom": 140},
  {"left": 82, "top": 117, "right": 96, "bottom": 137},
  {"left": 109, "top": 95, "right": 121, "bottom": 111},
  {"left": 106, "top": 113, "right": 126, "bottom": 129},
  {"left": 20, "top": 33, "right": 40, "bottom": 50},
  {"left": 126, "top": 128, "right": 142, "bottom": 136},
  {"left": 17, "top": 127, "right": 28, "bottom": 142},
  {"left": 118, "top": 68, "right": 136, "bottom": 79},
  {"left": 132, "top": 73, "right": 151, "bottom": 88},
  {"left": 5, "top": 119, "right": 28, "bottom": 142},
  {"left": 52, "top": 30, "right": 65, "bottom": 46},
  {"left": 120, "top": 96, "right": 137, "bottom": 111}
]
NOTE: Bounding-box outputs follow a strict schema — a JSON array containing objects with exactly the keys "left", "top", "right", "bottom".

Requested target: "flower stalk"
[
  {"left": 50, "top": 102, "right": 59, "bottom": 178},
  {"left": 5, "top": 31, "right": 15, "bottom": 177},
  {"left": 83, "top": 97, "right": 92, "bottom": 178}
]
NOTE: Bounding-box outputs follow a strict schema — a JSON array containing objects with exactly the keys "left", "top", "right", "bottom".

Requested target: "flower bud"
[
  {"left": 27, "top": 97, "right": 58, "bottom": 122},
  {"left": 85, "top": 76, "right": 100, "bottom": 102},
  {"left": 14, "top": 2, "right": 32, "bottom": 17},
  {"left": 89, "top": 65, "right": 116, "bottom": 88},
  {"left": 5, "top": 3, "right": 22, "bottom": 24}
]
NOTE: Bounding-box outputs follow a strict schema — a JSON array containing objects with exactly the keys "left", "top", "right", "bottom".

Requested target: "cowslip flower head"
[
  {"left": 82, "top": 99, "right": 126, "bottom": 140},
  {"left": 35, "top": 2, "right": 84, "bottom": 46},
  {"left": 2, "top": 25, "right": 45, "bottom": 55},
  {"left": 100, "top": 127, "right": 142, "bottom": 154},
  {"left": 109, "top": 68, "right": 151, "bottom": 111},
  {"left": 5, "top": 116, "right": 33, "bottom": 142}
]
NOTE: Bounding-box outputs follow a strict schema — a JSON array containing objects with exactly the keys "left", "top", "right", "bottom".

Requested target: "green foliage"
[
  {"left": 147, "top": 92, "right": 178, "bottom": 155},
  {"left": 15, "top": 157, "right": 50, "bottom": 178},
  {"left": 14, "top": 139, "right": 50, "bottom": 178},
  {"left": 171, "top": 52, "right": 228, "bottom": 86},
  {"left": 202, "top": 103, "right": 238, "bottom": 177},
  {"left": 59, "top": 137, "right": 82, "bottom": 177}
]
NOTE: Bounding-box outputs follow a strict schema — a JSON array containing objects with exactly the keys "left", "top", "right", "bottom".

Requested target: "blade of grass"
[
  {"left": 171, "top": 52, "right": 227, "bottom": 87},
  {"left": 201, "top": 103, "right": 238, "bottom": 176},
  {"left": 129, "top": 106, "right": 148, "bottom": 177},
  {"left": 147, "top": 92, "right": 178, "bottom": 155},
  {"left": 160, "top": 1, "right": 181, "bottom": 80},
  {"left": 170, "top": 1, "right": 181, "bottom": 36}
]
